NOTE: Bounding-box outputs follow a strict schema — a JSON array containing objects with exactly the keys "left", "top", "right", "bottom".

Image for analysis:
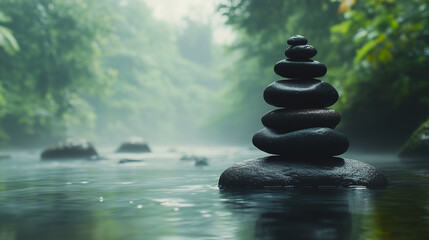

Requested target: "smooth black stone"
[
  {"left": 274, "top": 59, "right": 327, "bottom": 78},
  {"left": 262, "top": 108, "right": 341, "bottom": 132},
  {"left": 287, "top": 35, "right": 308, "bottom": 46},
  {"left": 41, "top": 138, "right": 98, "bottom": 160},
  {"left": 285, "top": 45, "right": 317, "bottom": 60},
  {"left": 116, "top": 137, "right": 151, "bottom": 153},
  {"left": 264, "top": 79, "right": 338, "bottom": 108},
  {"left": 252, "top": 127, "right": 349, "bottom": 157},
  {"left": 218, "top": 156, "right": 388, "bottom": 189}
]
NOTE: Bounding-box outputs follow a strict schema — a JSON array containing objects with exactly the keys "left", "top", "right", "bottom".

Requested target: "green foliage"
[
  {"left": 0, "top": 11, "right": 19, "bottom": 55},
  {"left": 330, "top": 0, "right": 429, "bottom": 147},
  {"left": 0, "top": 0, "right": 113, "bottom": 145},
  {"left": 218, "top": 0, "right": 429, "bottom": 148},
  {"left": 398, "top": 118, "right": 429, "bottom": 157}
]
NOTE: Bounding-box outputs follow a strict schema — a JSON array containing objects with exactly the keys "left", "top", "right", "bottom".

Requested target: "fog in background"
[{"left": 0, "top": 0, "right": 428, "bottom": 151}]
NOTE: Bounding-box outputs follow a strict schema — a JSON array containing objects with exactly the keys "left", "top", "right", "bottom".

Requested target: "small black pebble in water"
[
  {"left": 195, "top": 158, "right": 209, "bottom": 166},
  {"left": 118, "top": 159, "right": 144, "bottom": 164}
]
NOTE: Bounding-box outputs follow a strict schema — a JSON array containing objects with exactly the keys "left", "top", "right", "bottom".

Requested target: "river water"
[{"left": 0, "top": 146, "right": 428, "bottom": 240}]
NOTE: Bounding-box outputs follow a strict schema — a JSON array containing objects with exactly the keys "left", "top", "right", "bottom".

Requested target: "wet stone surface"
[
  {"left": 219, "top": 35, "right": 387, "bottom": 189},
  {"left": 252, "top": 127, "right": 349, "bottom": 157},
  {"left": 218, "top": 156, "right": 388, "bottom": 189},
  {"left": 261, "top": 108, "right": 341, "bottom": 132},
  {"left": 285, "top": 45, "right": 317, "bottom": 60},
  {"left": 274, "top": 59, "right": 327, "bottom": 78},
  {"left": 287, "top": 35, "right": 308, "bottom": 46},
  {"left": 263, "top": 79, "right": 338, "bottom": 108}
]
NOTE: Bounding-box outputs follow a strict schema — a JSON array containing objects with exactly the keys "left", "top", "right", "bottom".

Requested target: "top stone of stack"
[
  {"left": 285, "top": 35, "right": 317, "bottom": 60},
  {"left": 274, "top": 35, "right": 326, "bottom": 78},
  {"left": 287, "top": 35, "right": 308, "bottom": 45}
]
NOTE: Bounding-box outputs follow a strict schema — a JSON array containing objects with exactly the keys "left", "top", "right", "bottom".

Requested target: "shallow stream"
[{"left": 0, "top": 147, "right": 428, "bottom": 239}]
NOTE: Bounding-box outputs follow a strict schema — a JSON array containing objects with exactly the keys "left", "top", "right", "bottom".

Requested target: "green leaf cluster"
[
  {"left": 330, "top": 0, "right": 429, "bottom": 147},
  {"left": 0, "top": 11, "right": 19, "bottom": 55}
]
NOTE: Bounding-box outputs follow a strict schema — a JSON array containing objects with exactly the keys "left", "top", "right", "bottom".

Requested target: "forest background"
[{"left": 0, "top": 0, "right": 428, "bottom": 151}]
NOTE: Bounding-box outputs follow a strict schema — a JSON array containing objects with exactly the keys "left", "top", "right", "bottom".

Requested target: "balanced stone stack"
[
  {"left": 219, "top": 35, "right": 387, "bottom": 189},
  {"left": 253, "top": 35, "right": 349, "bottom": 157}
]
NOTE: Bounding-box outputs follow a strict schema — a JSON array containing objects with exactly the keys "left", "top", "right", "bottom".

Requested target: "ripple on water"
[
  {"left": 152, "top": 198, "right": 195, "bottom": 208},
  {"left": 174, "top": 184, "right": 210, "bottom": 192}
]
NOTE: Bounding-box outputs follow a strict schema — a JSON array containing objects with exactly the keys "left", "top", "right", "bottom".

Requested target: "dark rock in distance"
[
  {"left": 287, "top": 35, "right": 308, "bottom": 46},
  {"left": 118, "top": 159, "right": 144, "bottom": 164},
  {"left": 399, "top": 118, "right": 429, "bottom": 159},
  {"left": 252, "top": 127, "right": 349, "bottom": 157},
  {"left": 41, "top": 138, "right": 98, "bottom": 160},
  {"left": 195, "top": 158, "right": 209, "bottom": 166},
  {"left": 180, "top": 155, "right": 207, "bottom": 162},
  {"left": 262, "top": 108, "right": 341, "bottom": 132},
  {"left": 285, "top": 45, "right": 317, "bottom": 60},
  {"left": 274, "top": 59, "right": 327, "bottom": 78},
  {"left": 218, "top": 156, "right": 388, "bottom": 189},
  {"left": 116, "top": 137, "right": 151, "bottom": 153},
  {"left": 0, "top": 155, "right": 11, "bottom": 160},
  {"left": 264, "top": 79, "right": 338, "bottom": 108}
]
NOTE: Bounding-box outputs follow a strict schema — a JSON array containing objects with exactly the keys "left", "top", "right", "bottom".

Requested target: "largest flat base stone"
[{"left": 218, "top": 157, "right": 387, "bottom": 189}]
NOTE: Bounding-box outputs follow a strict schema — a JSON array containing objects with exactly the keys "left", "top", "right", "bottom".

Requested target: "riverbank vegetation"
[{"left": 0, "top": 0, "right": 428, "bottom": 150}]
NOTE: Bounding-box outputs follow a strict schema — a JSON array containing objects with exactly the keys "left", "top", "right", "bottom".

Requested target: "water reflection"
[{"left": 221, "top": 188, "right": 375, "bottom": 240}]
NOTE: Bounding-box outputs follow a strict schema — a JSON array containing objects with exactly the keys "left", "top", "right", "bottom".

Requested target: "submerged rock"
[
  {"left": 116, "top": 137, "right": 151, "bottom": 153},
  {"left": 41, "top": 138, "right": 98, "bottom": 160},
  {"left": 180, "top": 155, "right": 207, "bottom": 161},
  {"left": 180, "top": 155, "right": 209, "bottom": 166},
  {"left": 0, "top": 155, "right": 11, "bottom": 160},
  {"left": 118, "top": 159, "right": 144, "bottom": 164},
  {"left": 195, "top": 158, "right": 209, "bottom": 166},
  {"left": 399, "top": 119, "right": 429, "bottom": 159},
  {"left": 218, "top": 156, "right": 387, "bottom": 189}
]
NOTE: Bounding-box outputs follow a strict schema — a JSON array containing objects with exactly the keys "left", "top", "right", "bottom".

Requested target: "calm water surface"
[{"left": 0, "top": 147, "right": 428, "bottom": 240}]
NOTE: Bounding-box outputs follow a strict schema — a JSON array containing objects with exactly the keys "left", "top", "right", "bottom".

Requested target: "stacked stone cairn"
[
  {"left": 253, "top": 35, "right": 348, "bottom": 157},
  {"left": 218, "top": 35, "right": 388, "bottom": 189}
]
